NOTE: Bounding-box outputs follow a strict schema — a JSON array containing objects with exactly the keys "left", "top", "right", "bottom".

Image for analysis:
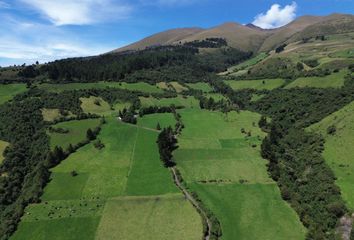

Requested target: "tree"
[
  {"left": 86, "top": 128, "right": 96, "bottom": 141},
  {"left": 157, "top": 127, "right": 178, "bottom": 167},
  {"left": 156, "top": 122, "right": 161, "bottom": 130}
]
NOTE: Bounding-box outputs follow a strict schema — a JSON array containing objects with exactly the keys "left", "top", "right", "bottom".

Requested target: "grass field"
[
  {"left": 308, "top": 101, "right": 354, "bottom": 210},
  {"left": 220, "top": 52, "right": 268, "bottom": 76},
  {"left": 225, "top": 79, "right": 285, "bottom": 90},
  {"left": 48, "top": 119, "right": 101, "bottom": 150},
  {"left": 174, "top": 108, "right": 306, "bottom": 239},
  {"left": 0, "top": 84, "right": 27, "bottom": 105},
  {"left": 170, "top": 82, "right": 188, "bottom": 92},
  {"left": 285, "top": 70, "right": 348, "bottom": 89},
  {"left": 80, "top": 96, "right": 114, "bottom": 116},
  {"left": 137, "top": 113, "right": 176, "bottom": 130},
  {"left": 204, "top": 93, "right": 227, "bottom": 101},
  {"left": 38, "top": 82, "right": 163, "bottom": 93},
  {"left": 0, "top": 140, "right": 9, "bottom": 163},
  {"left": 42, "top": 108, "right": 75, "bottom": 122},
  {"left": 139, "top": 96, "right": 199, "bottom": 108},
  {"left": 186, "top": 82, "right": 213, "bottom": 92},
  {"left": 13, "top": 117, "right": 202, "bottom": 239}
]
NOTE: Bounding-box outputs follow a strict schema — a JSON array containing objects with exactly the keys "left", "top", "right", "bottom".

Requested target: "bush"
[{"left": 327, "top": 125, "right": 336, "bottom": 135}]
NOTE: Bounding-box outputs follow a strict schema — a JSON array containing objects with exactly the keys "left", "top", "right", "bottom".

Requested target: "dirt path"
[
  {"left": 337, "top": 214, "right": 354, "bottom": 240},
  {"left": 170, "top": 167, "right": 212, "bottom": 240}
]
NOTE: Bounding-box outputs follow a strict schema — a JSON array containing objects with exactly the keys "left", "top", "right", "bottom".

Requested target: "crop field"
[
  {"left": 0, "top": 140, "right": 9, "bottom": 163},
  {"left": 137, "top": 113, "right": 176, "bottom": 130},
  {"left": 37, "top": 82, "right": 163, "bottom": 93},
  {"left": 225, "top": 79, "right": 285, "bottom": 90},
  {"left": 139, "top": 96, "right": 199, "bottom": 108},
  {"left": 12, "top": 117, "right": 202, "bottom": 239},
  {"left": 285, "top": 70, "right": 348, "bottom": 89},
  {"left": 80, "top": 96, "right": 114, "bottom": 116},
  {"left": 48, "top": 118, "right": 101, "bottom": 150},
  {"left": 174, "top": 109, "right": 306, "bottom": 239},
  {"left": 308, "top": 101, "right": 354, "bottom": 209},
  {"left": 186, "top": 82, "right": 213, "bottom": 92},
  {"left": 0, "top": 84, "right": 27, "bottom": 105}
]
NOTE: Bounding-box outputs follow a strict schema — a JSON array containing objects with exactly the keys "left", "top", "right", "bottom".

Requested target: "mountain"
[{"left": 113, "top": 13, "right": 354, "bottom": 54}]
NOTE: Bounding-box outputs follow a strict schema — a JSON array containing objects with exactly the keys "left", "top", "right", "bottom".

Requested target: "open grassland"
[
  {"left": 80, "top": 96, "right": 113, "bottom": 116},
  {"left": 139, "top": 95, "right": 199, "bottom": 108},
  {"left": 137, "top": 113, "right": 176, "bottom": 130},
  {"left": 48, "top": 119, "right": 101, "bottom": 150},
  {"left": 285, "top": 70, "right": 348, "bottom": 89},
  {"left": 38, "top": 82, "right": 163, "bottom": 93},
  {"left": 225, "top": 79, "right": 285, "bottom": 90},
  {"left": 42, "top": 108, "right": 75, "bottom": 122},
  {"left": 191, "top": 183, "right": 306, "bottom": 240},
  {"left": 174, "top": 109, "right": 305, "bottom": 239},
  {"left": 13, "top": 117, "right": 202, "bottom": 239},
  {"left": 0, "top": 140, "right": 9, "bottom": 163},
  {"left": 0, "top": 84, "right": 27, "bottom": 105},
  {"left": 186, "top": 82, "right": 213, "bottom": 92},
  {"left": 308, "top": 101, "right": 354, "bottom": 210},
  {"left": 204, "top": 93, "right": 227, "bottom": 101}
]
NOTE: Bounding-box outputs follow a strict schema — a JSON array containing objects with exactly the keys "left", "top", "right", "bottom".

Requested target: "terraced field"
[
  {"left": 12, "top": 118, "right": 202, "bottom": 240},
  {"left": 285, "top": 70, "right": 348, "bottom": 89},
  {"left": 174, "top": 109, "right": 306, "bottom": 239},
  {"left": 225, "top": 78, "right": 286, "bottom": 90},
  {"left": 37, "top": 82, "right": 163, "bottom": 93},
  {"left": 0, "top": 84, "right": 27, "bottom": 105},
  {"left": 308, "top": 101, "right": 354, "bottom": 209}
]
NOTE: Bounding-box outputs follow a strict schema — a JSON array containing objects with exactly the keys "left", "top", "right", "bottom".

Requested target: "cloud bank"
[
  {"left": 20, "top": 0, "right": 132, "bottom": 25},
  {"left": 252, "top": 2, "right": 297, "bottom": 29}
]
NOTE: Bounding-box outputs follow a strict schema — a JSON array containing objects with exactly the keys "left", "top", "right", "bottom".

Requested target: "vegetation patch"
[
  {"left": 137, "top": 113, "right": 176, "bottom": 130},
  {"left": 0, "top": 84, "right": 27, "bottom": 105},
  {"left": 225, "top": 79, "right": 285, "bottom": 90},
  {"left": 0, "top": 139, "right": 9, "bottom": 164},
  {"left": 80, "top": 96, "right": 113, "bottom": 116},
  {"left": 186, "top": 82, "right": 213, "bottom": 92},
  {"left": 139, "top": 96, "right": 199, "bottom": 108}
]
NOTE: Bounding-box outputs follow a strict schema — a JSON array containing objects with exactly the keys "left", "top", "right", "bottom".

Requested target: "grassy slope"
[
  {"left": 308, "top": 101, "right": 354, "bottom": 209},
  {"left": 13, "top": 118, "right": 202, "bottom": 240},
  {"left": 175, "top": 109, "right": 306, "bottom": 239},
  {"left": 0, "top": 84, "right": 27, "bottom": 105},
  {"left": 285, "top": 70, "right": 348, "bottom": 89},
  {"left": 137, "top": 113, "right": 176, "bottom": 130},
  {"left": 0, "top": 140, "right": 9, "bottom": 163},
  {"left": 139, "top": 96, "right": 199, "bottom": 108},
  {"left": 41, "top": 109, "right": 75, "bottom": 122},
  {"left": 186, "top": 82, "right": 213, "bottom": 92},
  {"left": 38, "top": 82, "right": 163, "bottom": 93},
  {"left": 48, "top": 119, "right": 101, "bottom": 150},
  {"left": 225, "top": 79, "right": 285, "bottom": 90},
  {"left": 80, "top": 96, "right": 114, "bottom": 116}
]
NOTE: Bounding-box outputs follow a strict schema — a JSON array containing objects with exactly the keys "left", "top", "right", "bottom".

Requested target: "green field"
[
  {"left": 174, "top": 109, "right": 306, "bottom": 239},
  {"left": 48, "top": 119, "right": 101, "bottom": 150},
  {"left": 186, "top": 82, "right": 213, "bottom": 92},
  {"left": 221, "top": 52, "right": 268, "bottom": 76},
  {"left": 285, "top": 70, "right": 348, "bottom": 89},
  {"left": 225, "top": 79, "right": 285, "bottom": 90},
  {"left": 38, "top": 82, "right": 163, "bottom": 93},
  {"left": 137, "top": 113, "right": 176, "bottom": 130},
  {"left": 308, "top": 101, "right": 354, "bottom": 209},
  {"left": 80, "top": 96, "right": 114, "bottom": 116},
  {"left": 204, "top": 93, "right": 227, "bottom": 101},
  {"left": 42, "top": 108, "right": 75, "bottom": 122},
  {"left": 0, "top": 140, "right": 9, "bottom": 163},
  {"left": 0, "top": 84, "right": 27, "bottom": 105},
  {"left": 13, "top": 117, "right": 202, "bottom": 239},
  {"left": 139, "top": 96, "right": 199, "bottom": 108}
]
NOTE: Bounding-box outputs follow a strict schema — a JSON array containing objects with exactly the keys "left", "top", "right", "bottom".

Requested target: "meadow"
[
  {"left": 308, "top": 100, "right": 354, "bottom": 210},
  {"left": 42, "top": 108, "right": 75, "bottom": 122},
  {"left": 37, "top": 82, "right": 163, "bottom": 93},
  {"left": 174, "top": 109, "right": 306, "bottom": 239},
  {"left": 80, "top": 96, "right": 114, "bottom": 116},
  {"left": 12, "top": 117, "right": 202, "bottom": 240},
  {"left": 48, "top": 119, "right": 101, "bottom": 150},
  {"left": 0, "top": 84, "right": 27, "bottom": 105},
  {"left": 0, "top": 140, "right": 9, "bottom": 163},
  {"left": 139, "top": 96, "right": 199, "bottom": 108},
  {"left": 225, "top": 78, "right": 285, "bottom": 90},
  {"left": 137, "top": 113, "right": 176, "bottom": 130},
  {"left": 285, "top": 70, "right": 348, "bottom": 89},
  {"left": 186, "top": 82, "right": 213, "bottom": 92}
]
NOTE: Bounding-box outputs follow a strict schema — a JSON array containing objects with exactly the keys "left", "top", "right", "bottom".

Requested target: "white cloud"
[
  {"left": 20, "top": 0, "right": 132, "bottom": 25},
  {"left": 252, "top": 2, "right": 297, "bottom": 29}
]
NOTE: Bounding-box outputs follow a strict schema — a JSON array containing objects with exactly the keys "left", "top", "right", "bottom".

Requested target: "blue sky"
[{"left": 0, "top": 0, "right": 353, "bottom": 66}]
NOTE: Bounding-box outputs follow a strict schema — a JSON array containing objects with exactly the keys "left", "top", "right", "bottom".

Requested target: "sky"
[{"left": 0, "top": 0, "right": 353, "bottom": 66}]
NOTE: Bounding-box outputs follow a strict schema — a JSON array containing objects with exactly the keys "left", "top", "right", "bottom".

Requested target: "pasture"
[
  {"left": 225, "top": 78, "right": 285, "bottom": 90},
  {"left": 186, "top": 82, "right": 213, "bottom": 92},
  {"left": 137, "top": 113, "right": 176, "bottom": 130},
  {"left": 48, "top": 118, "right": 101, "bottom": 150},
  {"left": 42, "top": 108, "right": 75, "bottom": 122},
  {"left": 80, "top": 96, "right": 113, "bottom": 116},
  {"left": 174, "top": 108, "right": 306, "bottom": 239},
  {"left": 308, "top": 101, "right": 354, "bottom": 209},
  {"left": 285, "top": 70, "right": 347, "bottom": 89},
  {"left": 38, "top": 82, "right": 163, "bottom": 93},
  {"left": 13, "top": 117, "right": 202, "bottom": 239},
  {"left": 0, "top": 84, "right": 27, "bottom": 105},
  {"left": 139, "top": 96, "right": 199, "bottom": 108},
  {"left": 0, "top": 140, "right": 9, "bottom": 163}
]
